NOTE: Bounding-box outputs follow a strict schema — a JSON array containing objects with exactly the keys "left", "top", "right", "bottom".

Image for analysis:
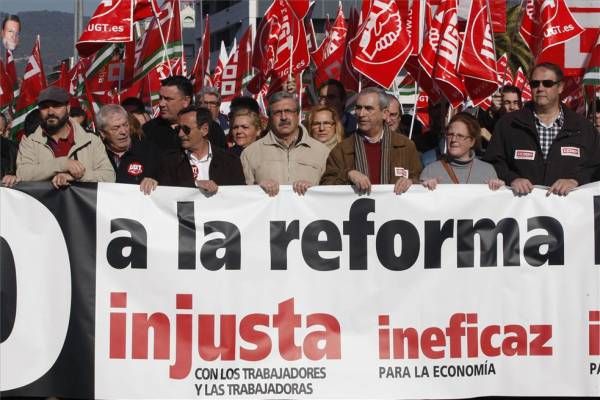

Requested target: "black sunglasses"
[
  {"left": 529, "top": 80, "right": 561, "bottom": 88},
  {"left": 174, "top": 125, "right": 194, "bottom": 134}
]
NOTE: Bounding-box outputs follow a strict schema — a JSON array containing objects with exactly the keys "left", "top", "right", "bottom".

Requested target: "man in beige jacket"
[
  {"left": 17, "top": 87, "right": 115, "bottom": 188},
  {"left": 241, "top": 91, "right": 329, "bottom": 196}
]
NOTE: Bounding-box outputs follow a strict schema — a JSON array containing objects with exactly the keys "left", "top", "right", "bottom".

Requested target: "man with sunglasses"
[
  {"left": 241, "top": 91, "right": 329, "bottom": 196},
  {"left": 143, "top": 76, "right": 226, "bottom": 155},
  {"left": 159, "top": 106, "right": 244, "bottom": 193},
  {"left": 485, "top": 62, "right": 600, "bottom": 196}
]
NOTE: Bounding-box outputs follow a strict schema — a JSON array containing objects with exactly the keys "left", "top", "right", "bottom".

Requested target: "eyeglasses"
[
  {"left": 445, "top": 132, "right": 472, "bottom": 141},
  {"left": 201, "top": 100, "right": 219, "bottom": 107},
  {"left": 270, "top": 108, "right": 298, "bottom": 117},
  {"left": 176, "top": 125, "right": 194, "bottom": 135},
  {"left": 311, "top": 121, "right": 335, "bottom": 128},
  {"left": 529, "top": 80, "right": 561, "bottom": 88}
]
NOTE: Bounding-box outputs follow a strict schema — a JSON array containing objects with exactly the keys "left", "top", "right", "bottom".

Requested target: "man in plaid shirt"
[{"left": 485, "top": 62, "right": 600, "bottom": 196}]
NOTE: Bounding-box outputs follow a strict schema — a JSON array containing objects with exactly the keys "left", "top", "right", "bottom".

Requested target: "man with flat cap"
[{"left": 17, "top": 87, "right": 115, "bottom": 188}]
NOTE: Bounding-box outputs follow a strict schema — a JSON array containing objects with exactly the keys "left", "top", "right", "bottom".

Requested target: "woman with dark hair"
[
  {"left": 307, "top": 105, "right": 344, "bottom": 150},
  {"left": 420, "top": 112, "right": 504, "bottom": 190}
]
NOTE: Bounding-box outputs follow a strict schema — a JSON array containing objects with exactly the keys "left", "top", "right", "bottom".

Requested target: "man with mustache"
[
  {"left": 159, "top": 106, "right": 244, "bottom": 193},
  {"left": 241, "top": 91, "right": 329, "bottom": 196},
  {"left": 485, "top": 62, "right": 600, "bottom": 196},
  {"left": 320, "top": 87, "right": 422, "bottom": 194},
  {"left": 16, "top": 87, "right": 115, "bottom": 188}
]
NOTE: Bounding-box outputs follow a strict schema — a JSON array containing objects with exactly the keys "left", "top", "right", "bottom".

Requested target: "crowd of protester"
[{"left": 1, "top": 62, "right": 600, "bottom": 199}]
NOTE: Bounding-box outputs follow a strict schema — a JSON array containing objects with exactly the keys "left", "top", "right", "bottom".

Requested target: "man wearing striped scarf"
[{"left": 320, "top": 87, "right": 422, "bottom": 194}]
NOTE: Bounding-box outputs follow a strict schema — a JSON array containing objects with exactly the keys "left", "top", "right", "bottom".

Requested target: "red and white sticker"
[
  {"left": 394, "top": 167, "right": 409, "bottom": 178},
  {"left": 127, "top": 162, "right": 144, "bottom": 176},
  {"left": 514, "top": 150, "right": 536, "bottom": 160},
  {"left": 561, "top": 146, "right": 580, "bottom": 157}
]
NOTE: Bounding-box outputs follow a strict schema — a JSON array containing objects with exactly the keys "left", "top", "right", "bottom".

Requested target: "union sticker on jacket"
[
  {"left": 394, "top": 167, "right": 409, "bottom": 178},
  {"left": 514, "top": 150, "right": 536, "bottom": 160},
  {"left": 127, "top": 162, "right": 144, "bottom": 176},
  {"left": 560, "top": 146, "right": 580, "bottom": 157}
]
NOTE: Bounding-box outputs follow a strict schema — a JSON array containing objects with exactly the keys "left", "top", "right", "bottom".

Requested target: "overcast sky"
[{"left": 1, "top": 0, "right": 98, "bottom": 16}]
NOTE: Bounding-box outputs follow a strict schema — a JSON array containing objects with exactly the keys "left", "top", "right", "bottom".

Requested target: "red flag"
[
  {"left": 134, "top": 0, "right": 183, "bottom": 81},
  {"left": 191, "top": 14, "right": 210, "bottom": 94},
  {"left": 414, "top": 0, "right": 446, "bottom": 102},
  {"left": 432, "top": 0, "right": 465, "bottom": 108},
  {"left": 583, "top": 31, "right": 600, "bottom": 86},
  {"left": 69, "top": 56, "right": 92, "bottom": 96},
  {"left": 54, "top": 60, "right": 71, "bottom": 91},
  {"left": 407, "top": 0, "right": 423, "bottom": 56},
  {"left": 220, "top": 26, "right": 253, "bottom": 102},
  {"left": 304, "top": 2, "right": 318, "bottom": 54},
  {"left": 252, "top": 0, "right": 310, "bottom": 82},
  {"left": 5, "top": 50, "right": 17, "bottom": 96},
  {"left": 76, "top": 0, "right": 133, "bottom": 57},
  {"left": 313, "top": 5, "right": 348, "bottom": 87},
  {"left": 520, "top": 0, "right": 584, "bottom": 62},
  {"left": 212, "top": 41, "right": 229, "bottom": 91},
  {"left": 350, "top": 0, "right": 412, "bottom": 89},
  {"left": 134, "top": 0, "right": 160, "bottom": 21},
  {"left": 340, "top": 6, "right": 360, "bottom": 93},
  {"left": 11, "top": 37, "right": 47, "bottom": 138},
  {"left": 457, "top": 0, "right": 498, "bottom": 106},
  {"left": 0, "top": 61, "right": 13, "bottom": 109},
  {"left": 415, "top": 90, "right": 430, "bottom": 129},
  {"left": 514, "top": 67, "right": 532, "bottom": 102},
  {"left": 496, "top": 53, "right": 513, "bottom": 86}
]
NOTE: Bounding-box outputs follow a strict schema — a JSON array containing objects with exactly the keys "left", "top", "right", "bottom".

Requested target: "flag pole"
[
  {"left": 408, "top": 79, "right": 419, "bottom": 140},
  {"left": 153, "top": 4, "right": 173, "bottom": 74}
]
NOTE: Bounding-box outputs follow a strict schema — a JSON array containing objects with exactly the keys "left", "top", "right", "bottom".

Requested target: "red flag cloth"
[
  {"left": 5, "top": 50, "right": 17, "bottom": 94},
  {"left": 0, "top": 61, "right": 13, "bottom": 108},
  {"left": 134, "top": 0, "right": 160, "bottom": 21},
  {"left": 191, "top": 14, "right": 210, "bottom": 95},
  {"left": 76, "top": 0, "right": 133, "bottom": 58},
  {"left": 407, "top": 0, "right": 422, "bottom": 55},
  {"left": 340, "top": 6, "right": 360, "bottom": 93},
  {"left": 457, "top": 0, "right": 498, "bottom": 106},
  {"left": 15, "top": 38, "right": 46, "bottom": 111},
  {"left": 350, "top": 0, "right": 412, "bottom": 89},
  {"left": 313, "top": 5, "right": 348, "bottom": 88},
  {"left": 311, "top": 13, "right": 331, "bottom": 68},
  {"left": 415, "top": 90, "right": 430, "bottom": 130},
  {"left": 413, "top": 0, "right": 444, "bottom": 102},
  {"left": 252, "top": 0, "right": 310, "bottom": 82},
  {"left": 583, "top": 30, "right": 600, "bottom": 86},
  {"left": 220, "top": 26, "right": 253, "bottom": 102},
  {"left": 134, "top": 0, "right": 183, "bottom": 81},
  {"left": 496, "top": 53, "right": 513, "bottom": 86},
  {"left": 11, "top": 37, "right": 47, "bottom": 138},
  {"left": 514, "top": 67, "right": 532, "bottom": 102},
  {"left": 520, "top": 0, "right": 584, "bottom": 62},
  {"left": 304, "top": 1, "right": 318, "bottom": 54},
  {"left": 212, "top": 41, "right": 229, "bottom": 91},
  {"left": 54, "top": 61, "right": 71, "bottom": 91},
  {"left": 432, "top": 0, "right": 465, "bottom": 108}
]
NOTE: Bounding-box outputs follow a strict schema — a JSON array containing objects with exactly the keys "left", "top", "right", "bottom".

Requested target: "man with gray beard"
[{"left": 17, "top": 87, "right": 114, "bottom": 188}]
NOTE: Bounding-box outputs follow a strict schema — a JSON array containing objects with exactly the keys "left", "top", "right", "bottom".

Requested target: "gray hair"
[
  {"left": 359, "top": 87, "right": 390, "bottom": 110},
  {"left": 267, "top": 91, "right": 299, "bottom": 115},
  {"left": 96, "top": 104, "right": 128, "bottom": 132},
  {"left": 199, "top": 86, "right": 221, "bottom": 103}
]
